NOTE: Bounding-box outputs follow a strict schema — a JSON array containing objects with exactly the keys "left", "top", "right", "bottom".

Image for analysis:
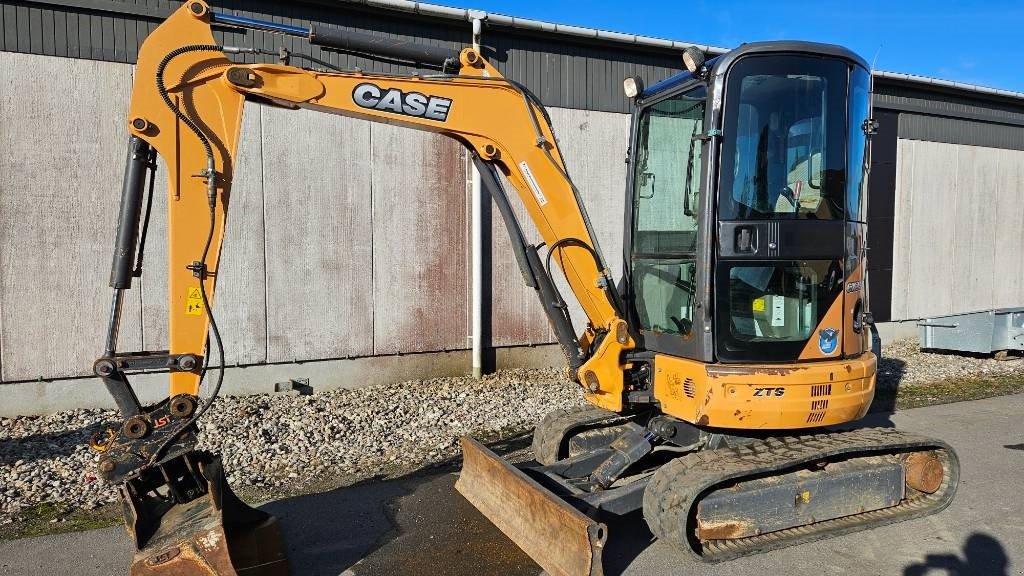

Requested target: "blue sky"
[{"left": 463, "top": 1, "right": 1024, "bottom": 92}]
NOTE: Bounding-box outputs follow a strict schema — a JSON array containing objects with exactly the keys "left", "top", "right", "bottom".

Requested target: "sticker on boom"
[
  {"left": 185, "top": 287, "right": 203, "bottom": 316},
  {"left": 352, "top": 83, "right": 452, "bottom": 121}
]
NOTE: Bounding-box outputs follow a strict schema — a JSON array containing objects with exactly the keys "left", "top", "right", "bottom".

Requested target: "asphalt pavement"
[{"left": 2, "top": 394, "right": 1022, "bottom": 575}]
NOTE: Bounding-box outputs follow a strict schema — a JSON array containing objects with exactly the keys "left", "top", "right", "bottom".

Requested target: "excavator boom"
[{"left": 95, "top": 2, "right": 634, "bottom": 573}]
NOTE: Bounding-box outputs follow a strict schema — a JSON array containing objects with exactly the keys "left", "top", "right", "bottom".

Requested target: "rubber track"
[
  {"left": 642, "top": 427, "right": 960, "bottom": 562},
  {"left": 531, "top": 404, "right": 621, "bottom": 465}
]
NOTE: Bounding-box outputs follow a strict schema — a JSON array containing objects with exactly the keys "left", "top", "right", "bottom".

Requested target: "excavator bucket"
[
  {"left": 121, "top": 455, "right": 288, "bottom": 576},
  {"left": 455, "top": 437, "right": 607, "bottom": 576}
]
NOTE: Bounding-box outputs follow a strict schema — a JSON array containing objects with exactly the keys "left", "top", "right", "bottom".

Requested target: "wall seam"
[
  {"left": 258, "top": 105, "right": 270, "bottom": 364},
  {"left": 0, "top": 169, "right": 4, "bottom": 381},
  {"left": 368, "top": 122, "right": 375, "bottom": 355},
  {"left": 462, "top": 150, "right": 468, "bottom": 344},
  {"left": 949, "top": 144, "right": 960, "bottom": 315},
  {"left": 905, "top": 139, "right": 921, "bottom": 317},
  {"left": 0, "top": 51, "right": 5, "bottom": 379},
  {"left": 135, "top": 66, "right": 146, "bottom": 357}
]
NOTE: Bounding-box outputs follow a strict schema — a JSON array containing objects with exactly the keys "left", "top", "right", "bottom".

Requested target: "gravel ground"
[
  {"left": 877, "top": 338, "right": 1022, "bottom": 389},
  {"left": 0, "top": 368, "right": 583, "bottom": 524},
  {"left": 1, "top": 339, "right": 1020, "bottom": 526}
]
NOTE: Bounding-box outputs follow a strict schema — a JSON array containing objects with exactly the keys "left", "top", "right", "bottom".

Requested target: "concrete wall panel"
[
  {"left": 993, "top": 148, "right": 1024, "bottom": 307},
  {"left": 890, "top": 139, "right": 914, "bottom": 320},
  {"left": 548, "top": 108, "right": 631, "bottom": 333},
  {"left": 488, "top": 170, "right": 551, "bottom": 346},
  {"left": 896, "top": 140, "right": 958, "bottom": 318},
  {"left": 370, "top": 125, "right": 468, "bottom": 355},
  {"left": 262, "top": 107, "right": 373, "bottom": 362},
  {"left": 951, "top": 146, "right": 996, "bottom": 312},
  {"left": 487, "top": 108, "right": 630, "bottom": 347},
  {"left": 892, "top": 139, "right": 1024, "bottom": 320},
  {"left": 140, "top": 106, "right": 268, "bottom": 366},
  {"left": 0, "top": 53, "right": 140, "bottom": 381}
]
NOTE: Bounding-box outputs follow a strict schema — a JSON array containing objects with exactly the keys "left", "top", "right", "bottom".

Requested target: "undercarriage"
[{"left": 457, "top": 405, "right": 959, "bottom": 575}]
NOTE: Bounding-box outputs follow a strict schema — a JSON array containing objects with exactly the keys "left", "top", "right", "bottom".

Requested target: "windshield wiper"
[{"left": 683, "top": 122, "right": 701, "bottom": 217}]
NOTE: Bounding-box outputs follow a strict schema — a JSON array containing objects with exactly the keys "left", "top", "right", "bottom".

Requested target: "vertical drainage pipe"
[
  {"left": 471, "top": 16, "right": 486, "bottom": 379},
  {"left": 471, "top": 162, "right": 484, "bottom": 379}
]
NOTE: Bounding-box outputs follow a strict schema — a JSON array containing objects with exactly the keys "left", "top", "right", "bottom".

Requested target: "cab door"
[
  {"left": 625, "top": 84, "right": 710, "bottom": 361},
  {"left": 715, "top": 55, "right": 857, "bottom": 363}
]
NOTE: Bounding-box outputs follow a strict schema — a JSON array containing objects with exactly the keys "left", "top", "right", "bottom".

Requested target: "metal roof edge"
[
  {"left": 873, "top": 70, "right": 1024, "bottom": 103},
  {"left": 334, "top": 0, "right": 1022, "bottom": 103},
  {"left": 334, "top": 0, "right": 730, "bottom": 54}
]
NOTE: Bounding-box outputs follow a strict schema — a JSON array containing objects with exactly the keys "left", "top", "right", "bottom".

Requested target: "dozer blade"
[
  {"left": 122, "top": 454, "right": 288, "bottom": 575},
  {"left": 455, "top": 437, "right": 607, "bottom": 576}
]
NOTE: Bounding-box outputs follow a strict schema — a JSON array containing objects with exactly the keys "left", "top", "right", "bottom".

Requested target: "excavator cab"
[{"left": 626, "top": 43, "right": 873, "bottom": 367}]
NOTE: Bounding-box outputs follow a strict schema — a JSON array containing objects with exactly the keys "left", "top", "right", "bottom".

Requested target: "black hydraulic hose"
[
  {"left": 544, "top": 237, "right": 622, "bottom": 320},
  {"left": 154, "top": 206, "right": 225, "bottom": 462},
  {"left": 132, "top": 149, "right": 158, "bottom": 277},
  {"left": 155, "top": 45, "right": 221, "bottom": 172},
  {"left": 287, "top": 51, "right": 345, "bottom": 72},
  {"left": 150, "top": 45, "right": 229, "bottom": 462},
  {"left": 418, "top": 70, "right": 624, "bottom": 319}
]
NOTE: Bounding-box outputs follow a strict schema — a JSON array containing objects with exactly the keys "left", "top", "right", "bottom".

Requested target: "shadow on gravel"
[
  {"left": 855, "top": 347, "right": 907, "bottom": 431},
  {"left": 261, "top": 433, "right": 544, "bottom": 576},
  {"left": 903, "top": 532, "right": 1009, "bottom": 576},
  {"left": 0, "top": 423, "right": 116, "bottom": 467},
  {"left": 871, "top": 353, "right": 907, "bottom": 417}
]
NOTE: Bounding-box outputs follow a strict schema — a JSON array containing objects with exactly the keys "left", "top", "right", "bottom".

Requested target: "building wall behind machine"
[
  {"left": 0, "top": 50, "right": 630, "bottom": 392},
  {"left": 2, "top": 0, "right": 1024, "bottom": 412},
  {"left": 890, "top": 139, "right": 1024, "bottom": 320},
  {"left": 0, "top": 0, "right": 686, "bottom": 114},
  {"left": 869, "top": 81, "right": 1024, "bottom": 322}
]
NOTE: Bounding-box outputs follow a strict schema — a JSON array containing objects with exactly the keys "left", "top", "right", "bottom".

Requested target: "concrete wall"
[
  {"left": 5, "top": 50, "right": 1021, "bottom": 411},
  {"left": 891, "top": 139, "right": 1024, "bottom": 320},
  {"left": 0, "top": 51, "right": 630, "bottom": 389}
]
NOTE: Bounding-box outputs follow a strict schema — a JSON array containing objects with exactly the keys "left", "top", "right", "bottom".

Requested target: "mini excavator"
[{"left": 91, "top": 2, "right": 958, "bottom": 574}]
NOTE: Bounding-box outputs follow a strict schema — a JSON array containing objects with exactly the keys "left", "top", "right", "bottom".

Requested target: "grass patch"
[
  {"left": 0, "top": 501, "right": 121, "bottom": 541},
  {"left": 875, "top": 371, "right": 1024, "bottom": 412}
]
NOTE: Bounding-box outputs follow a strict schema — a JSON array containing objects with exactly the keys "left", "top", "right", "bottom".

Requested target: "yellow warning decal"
[
  {"left": 752, "top": 297, "right": 765, "bottom": 312},
  {"left": 185, "top": 287, "right": 204, "bottom": 316}
]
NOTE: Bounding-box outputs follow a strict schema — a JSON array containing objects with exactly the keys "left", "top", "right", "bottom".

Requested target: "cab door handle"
[{"left": 736, "top": 226, "right": 757, "bottom": 253}]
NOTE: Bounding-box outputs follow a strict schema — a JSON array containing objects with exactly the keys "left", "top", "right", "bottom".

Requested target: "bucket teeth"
[{"left": 123, "top": 452, "right": 288, "bottom": 576}]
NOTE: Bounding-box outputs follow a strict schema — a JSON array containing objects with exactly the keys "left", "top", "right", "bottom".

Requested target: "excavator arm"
[
  {"left": 93, "top": 2, "right": 634, "bottom": 574},
  {"left": 108, "top": 0, "right": 632, "bottom": 409}
]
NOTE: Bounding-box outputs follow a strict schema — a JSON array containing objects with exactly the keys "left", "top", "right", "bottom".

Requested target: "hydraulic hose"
[{"left": 151, "top": 44, "right": 228, "bottom": 461}]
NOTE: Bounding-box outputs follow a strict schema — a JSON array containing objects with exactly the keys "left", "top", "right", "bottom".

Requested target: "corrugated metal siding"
[
  {"left": 874, "top": 81, "right": 1024, "bottom": 127},
  {"left": 865, "top": 109, "right": 899, "bottom": 322},
  {"left": 898, "top": 113, "right": 1024, "bottom": 151},
  {"left": 875, "top": 92, "right": 1024, "bottom": 128},
  {"left": 0, "top": 0, "right": 684, "bottom": 113}
]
